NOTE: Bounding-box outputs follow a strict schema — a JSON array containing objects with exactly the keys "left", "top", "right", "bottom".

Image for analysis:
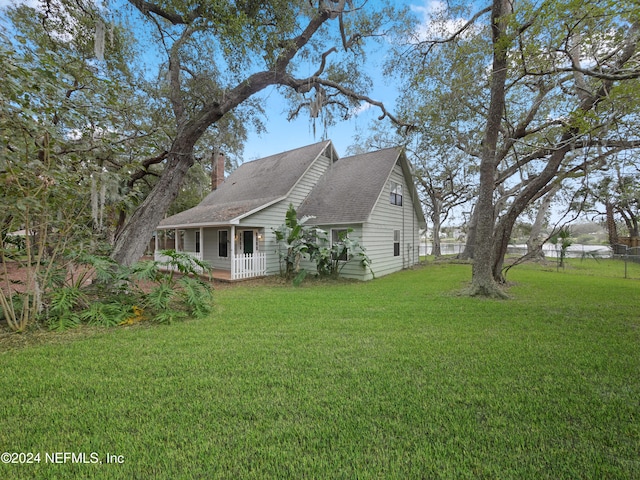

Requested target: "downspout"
[{"left": 403, "top": 179, "right": 406, "bottom": 269}]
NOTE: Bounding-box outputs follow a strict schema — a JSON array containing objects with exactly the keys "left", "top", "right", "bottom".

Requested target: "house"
[{"left": 155, "top": 140, "right": 426, "bottom": 281}]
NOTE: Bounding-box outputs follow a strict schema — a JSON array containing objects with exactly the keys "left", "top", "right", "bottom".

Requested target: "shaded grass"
[{"left": 0, "top": 260, "right": 639, "bottom": 479}]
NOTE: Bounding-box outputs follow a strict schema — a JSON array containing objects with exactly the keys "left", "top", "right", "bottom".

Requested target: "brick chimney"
[{"left": 211, "top": 152, "right": 225, "bottom": 191}]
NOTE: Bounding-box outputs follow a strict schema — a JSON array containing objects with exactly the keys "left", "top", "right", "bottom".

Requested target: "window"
[
  {"left": 393, "top": 230, "right": 400, "bottom": 257},
  {"left": 390, "top": 182, "right": 403, "bottom": 206},
  {"left": 218, "top": 230, "right": 228, "bottom": 257},
  {"left": 195, "top": 231, "right": 201, "bottom": 254},
  {"left": 332, "top": 229, "right": 349, "bottom": 261}
]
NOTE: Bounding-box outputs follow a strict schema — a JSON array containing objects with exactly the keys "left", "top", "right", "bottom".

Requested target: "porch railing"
[{"left": 233, "top": 252, "right": 266, "bottom": 280}]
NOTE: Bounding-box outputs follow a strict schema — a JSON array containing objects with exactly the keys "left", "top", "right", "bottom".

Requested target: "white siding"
[
  {"left": 298, "top": 224, "right": 370, "bottom": 280},
  {"left": 362, "top": 164, "right": 421, "bottom": 279},
  {"left": 204, "top": 227, "right": 231, "bottom": 270},
  {"left": 240, "top": 153, "right": 334, "bottom": 276}
]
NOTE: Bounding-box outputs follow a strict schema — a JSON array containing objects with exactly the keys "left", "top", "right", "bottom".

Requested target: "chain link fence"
[
  {"left": 612, "top": 244, "right": 640, "bottom": 280},
  {"left": 421, "top": 242, "right": 640, "bottom": 279}
]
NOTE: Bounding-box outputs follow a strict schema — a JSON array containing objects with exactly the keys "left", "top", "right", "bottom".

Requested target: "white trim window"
[
  {"left": 218, "top": 230, "right": 229, "bottom": 258},
  {"left": 393, "top": 230, "right": 400, "bottom": 257},
  {"left": 390, "top": 182, "right": 403, "bottom": 206}
]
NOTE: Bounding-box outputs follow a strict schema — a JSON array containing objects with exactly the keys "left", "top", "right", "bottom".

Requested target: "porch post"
[
  {"left": 175, "top": 229, "right": 179, "bottom": 252},
  {"left": 199, "top": 226, "right": 204, "bottom": 260},
  {"left": 154, "top": 230, "right": 159, "bottom": 260},
  {"left": 230, "top": 225, "right": 236, "bottom": 280}
]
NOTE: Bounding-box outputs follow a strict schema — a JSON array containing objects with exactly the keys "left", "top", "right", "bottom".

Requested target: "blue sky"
[
  {"left": 240, "top": 0, "right": 471, "bottom": 160},
  {"left": 242, "top": 0, "right": 432, "bottom": 161},
  {"left": 0, "top": 0, "right": 448, "bottom": 160},
  {"left": 242, "top": 71, "right": 398, "bottom": 161}
]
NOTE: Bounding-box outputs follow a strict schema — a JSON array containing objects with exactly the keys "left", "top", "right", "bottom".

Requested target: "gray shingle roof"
[
  {"left": 158, "top": 141, "right": 333, "bottom": 228},
  {"left": 157, "top": 141, "right": 425, "bottom": 230},
  {"left": 297, "top": 147, "right": 404, "bottom": 225}
]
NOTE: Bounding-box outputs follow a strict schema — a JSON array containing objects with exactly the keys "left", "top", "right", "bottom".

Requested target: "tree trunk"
[
  {"left": 491, "top": 146, "right": 571, "bottom": 282},
  {"left": 431, "top": 198, "right": 442, "bottom": 257},
  {"left": 459, "top": 205, "right": 477, "bottom": 260},
  {"left": 469, "top": 0, "right": 511, "bottom": 297},
  {"left": 622, "top": 207, "right": 639, "bottom": 237},
  {"left": 109, "top": 5, "right": 335, "bottom": 266},
  {"left": 605, "top": 201, "right": 618, "bottom": 246},
  {"left": 111, "top": 140, "right": 197, "bottom": 266},
  {"left": 488, "top": 17, "right": 638, "bottom": 283},
  {"left": 526, "top": 185, "right": 559, "bottom": 259}
]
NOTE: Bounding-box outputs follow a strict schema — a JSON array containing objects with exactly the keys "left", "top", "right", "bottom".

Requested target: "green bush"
[
  {"left": 274, "top": 204, "right": 372, "bottom": 283},
  {"left": 2, "top": 251, "right": 215, "bottom": 332}
]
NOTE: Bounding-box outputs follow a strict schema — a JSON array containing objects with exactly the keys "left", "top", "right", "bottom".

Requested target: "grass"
[{"left": 0, "top": 259, "right": 639, "bottom": 479}]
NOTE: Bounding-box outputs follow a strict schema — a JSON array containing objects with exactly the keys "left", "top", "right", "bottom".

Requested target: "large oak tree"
[
  {"left": 394, "top": 0, "right": 640, "bottom": 295},
  {"left": 109, "top": 0, "right": 405, "bottom": 265}
]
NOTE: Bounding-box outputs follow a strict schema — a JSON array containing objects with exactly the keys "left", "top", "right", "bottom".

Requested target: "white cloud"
[
  {"left": 410, "top": 0, "right": 479, "bottom": 43},
  {"left": 351, "top": 102, "right": 373, "bottom": 116},
  {"left": 0, "top": 0, "right": 39, "bottom": 9}
]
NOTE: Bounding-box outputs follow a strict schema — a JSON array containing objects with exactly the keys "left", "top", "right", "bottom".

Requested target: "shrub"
[
  {"left": 1, "top": 250, "right": 215, "bottom": 332},
  {"left": 274, "top": 205, "right": 373, "bottom": 284}
]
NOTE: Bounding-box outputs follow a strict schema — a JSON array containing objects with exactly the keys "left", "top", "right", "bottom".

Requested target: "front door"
[{"left": 242, "top": 230, "right": 254, "bottom": 255}]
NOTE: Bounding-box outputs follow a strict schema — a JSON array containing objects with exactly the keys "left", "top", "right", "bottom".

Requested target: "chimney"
[{"left": 211, "top": 152, "right": 225, "bottom": 191}]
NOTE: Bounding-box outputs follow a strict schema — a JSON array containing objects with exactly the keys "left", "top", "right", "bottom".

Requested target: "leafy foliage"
[
  {"left": 386, "top": 0, "right": 640, "bottom": 289},
  {"left": 273, "top": 204, "right": 372, "bottom": 283},
  {"left": 47, "top": 286, "right": 84, "bottom": 331},
  {"left": 80, "top": 302, "right": 130, "bottom": 327},
  {"left": 1, "top": 246, "right": 214, "bottom": 332},
  {"left": 273, "top": 204, "right": 315, "bottom": 280},
  {"left": 550, "top": 228, "right": 573, "bottom": 268}
]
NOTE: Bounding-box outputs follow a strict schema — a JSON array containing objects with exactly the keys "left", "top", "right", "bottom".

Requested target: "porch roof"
[{"left": 157, "top": 197, "right": 278, "bottom": 229}]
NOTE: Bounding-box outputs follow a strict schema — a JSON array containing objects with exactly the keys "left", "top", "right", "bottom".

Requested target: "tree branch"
[
  {"left": 415, "top": 6, "right": 492, "bottom": 56},
  {"left": 127, "top": 150, "right": 169, "bottom": 188},
  {"left": 128, "top": 0, "right": 200, "bottom": 25}
]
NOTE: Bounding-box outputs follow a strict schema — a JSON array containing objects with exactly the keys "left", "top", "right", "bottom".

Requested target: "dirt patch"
[
  {"left": 0, "top": 320, "right": 157, "bottom": 352},
  {"left": 1, "top": 261, "right": 30, "bottom": 295},
  {"left": 1, "top": 261, "right": 95, "bottom": 295}
]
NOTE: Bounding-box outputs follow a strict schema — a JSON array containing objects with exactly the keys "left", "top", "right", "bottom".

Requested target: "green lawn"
[{"left": 1, "top": 260, "right": 639, "bottom": 479}]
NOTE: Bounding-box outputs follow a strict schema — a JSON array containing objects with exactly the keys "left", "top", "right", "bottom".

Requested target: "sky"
[
  {"left": 236, "top": 0, "right": 477, "bottom": 161},
  {"left": 0, "top": 0, "right": 458, "bottom": 160},
  {"left": 242, "top": 75, "right": 397, "bottom": 161},
  {"left": 240, "top": 0, "right": 437, "bottom": 161}
]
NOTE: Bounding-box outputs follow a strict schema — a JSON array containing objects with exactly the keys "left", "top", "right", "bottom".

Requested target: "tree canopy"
[
  {"left": 3, "top": 0, "right": 640, "bottom": 298},
  {"left": 383, "top": 0, "right": 640, "bottom": 294}
]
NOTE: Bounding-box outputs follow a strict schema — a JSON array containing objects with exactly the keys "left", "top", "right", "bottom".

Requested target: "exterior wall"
[
  {"left": 204, "top": 227, "right": 231, "bottom": 270},
  {"left": 296, "top": 224, "right": 369, "bottom": 280},
  {"left": 174, "top": 227, "right": 233, "bottom": 270},
  {"left": 175, "top": 227, "right": 269, "bottom": 273},
  {"left": 183, "top": 229, "right": 197, "bottom": 253},
  {"left": 240, "top": 152, "right": 334, "bottom": 276},
  {"left": 362, "top": 163, "right": 422, "bottom": 279},
  {"left": 164, "top": 154, "right": 423, "bottom": 281}
]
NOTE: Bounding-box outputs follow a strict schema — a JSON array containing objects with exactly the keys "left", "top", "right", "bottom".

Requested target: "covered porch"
[{"left": 154, "top": 225, "right": 267, "bottom": 281}]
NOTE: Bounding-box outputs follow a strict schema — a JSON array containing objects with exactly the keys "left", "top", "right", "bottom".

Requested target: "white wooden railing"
[{"left": 232, "top": 252, "right": 266, "bottom": 280}]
